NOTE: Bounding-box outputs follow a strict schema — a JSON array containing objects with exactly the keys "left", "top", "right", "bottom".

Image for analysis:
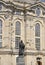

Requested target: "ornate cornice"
[
  {"left": 0, "top": 1, "right": 45, "bottom": 17},
  {"left": 30, "top": 2, "right": 45, "bottom": 9},
  {"left": 24, "top": 50, "right": 45, "bottom": 56},
  {"left": 0, "top": 0, "right": 24, "bottom": 11},
  {"left": 0, "top": 49, "right": 45, "bottom": 56},
  {"left": 0, "top": 1, "right": 45, "bottom": 11},
  {"left": 0, "top": 49, "right": 19, "bottom": 55}
]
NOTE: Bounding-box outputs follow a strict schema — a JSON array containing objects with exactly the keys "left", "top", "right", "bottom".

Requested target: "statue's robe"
[{"left": 19, "top": 41, "right": 25, "bottom": 56}]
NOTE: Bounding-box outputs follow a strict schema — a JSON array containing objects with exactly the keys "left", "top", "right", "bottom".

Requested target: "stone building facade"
[{"left": 0, "top": 0, "right": 45, "bottom": 65}]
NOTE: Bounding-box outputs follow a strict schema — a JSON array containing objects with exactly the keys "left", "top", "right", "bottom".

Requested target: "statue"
[{"left": 19, "top": 40, "right": 25, "bottom": 56}]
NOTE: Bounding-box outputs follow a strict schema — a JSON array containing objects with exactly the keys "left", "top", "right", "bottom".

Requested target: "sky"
[{"left": 40, "top": 0, "right": 45, "bottom": 2}]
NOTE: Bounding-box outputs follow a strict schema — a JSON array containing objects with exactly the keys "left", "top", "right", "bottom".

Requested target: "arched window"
[
  {"left": 36, "top": 8, "right": 40, "bottom": 16},
  {"left": 35, "top": 23, "right": 40, "bottom": 50},
  {"left": 0, "top": 20, "right": 2, "bottom": 47},
  {"left": 35, "top": 23, "right": 40, "bottom": 37},
  {"left": 15, "top": 21, "right": 21, "bottom": 35},
  {"left": 15, "top": 21, "right": 21, "bottom": 48}
]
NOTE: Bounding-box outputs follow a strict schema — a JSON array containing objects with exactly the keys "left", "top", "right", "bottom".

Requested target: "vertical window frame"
[
  {"left": 0, "top": 19, "right": 2, "bottom": 48},
  {"left": 35, "top": 23, "right": 40, "bottom": 50},
  {"left": 15, "top": 21, "right": 21, "bottom": 49}
]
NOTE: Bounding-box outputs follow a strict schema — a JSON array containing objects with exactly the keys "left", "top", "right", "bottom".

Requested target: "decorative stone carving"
[
  {"left": 4, "top": 14, "right": 9, "bottom": 19},
  {"left": 25, "top": 42, "right": 31, "bottom": 50}
]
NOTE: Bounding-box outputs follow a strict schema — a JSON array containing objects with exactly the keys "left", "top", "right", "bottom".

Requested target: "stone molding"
[{"left": 0, "top": 49, "right": 45, "bottom": 56}]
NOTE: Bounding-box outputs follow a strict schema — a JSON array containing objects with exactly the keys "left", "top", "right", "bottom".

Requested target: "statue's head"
[{"left": 20, "top": 40, "right": 23, "bottom": 43}]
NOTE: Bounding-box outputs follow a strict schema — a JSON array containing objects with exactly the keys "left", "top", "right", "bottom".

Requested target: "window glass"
[
  {"left": 36, "top": 8, "right": 40, "bottom": 16},
  {"left": 35, "top": 23, "right": 40, "bottom": 50},
  {"left": 16, "top": 56, "right": 25, "bottom": 65},
  {"left": 0, "top": 35, "right": 2, "bottom": 41},
  {"left": 0, "top": 4, "right": 2, "bottom": 10},
  {"left": 35, "top": 23, "right": 40, "bottom": 37},
  {"left": 15, "top": 21, "right": 21, "bottom": 49},
  {"left": 0, "top": 20, "right": 2, "bottom": 27},
  {"left": 0, "top": 29, "right": 2, "bottom": 34},
  {"left": 35, "top": 38, "right": 40, "bottom": 50},
  {"left": 15, "top": 37, "right": 20, "bottom": 49},
  {"left": 0, "top": 42, "right": 2, "bottom": 48},
  {"left": 0, "top": 20, "right": 2, "bottom": 48},
  {"left": 15, "top": 21, "right": 21, "bottom": 35}
]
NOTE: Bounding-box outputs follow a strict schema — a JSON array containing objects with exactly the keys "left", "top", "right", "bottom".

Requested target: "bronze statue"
[{"left": 19, "top": 40, "right": 25, "bottom": 56}]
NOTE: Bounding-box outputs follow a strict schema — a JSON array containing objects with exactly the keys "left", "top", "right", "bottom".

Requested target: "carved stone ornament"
[
  {"left": 4, "top": 14, "right": 9, "bottom": 19},
  {"left": 25, "top": 42, "right": 31, "bottom": 50}
]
